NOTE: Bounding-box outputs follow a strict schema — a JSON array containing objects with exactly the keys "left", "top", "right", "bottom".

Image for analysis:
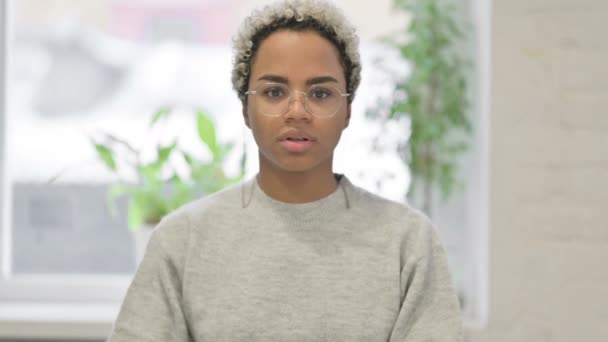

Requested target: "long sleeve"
[
  {"left": 387, "top": 213, "right": 464, "bottom": 342},
  {"left": 107, "top": 215, "right": 191, "bottom": 342}
]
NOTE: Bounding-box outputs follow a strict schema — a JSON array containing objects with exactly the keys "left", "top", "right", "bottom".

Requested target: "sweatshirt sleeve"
[
  {"left": 387, "top": 212, "right": 464, "bottom": 342},
  {"left": 107, "top": 214, "right": 191, "bottom": 342}
]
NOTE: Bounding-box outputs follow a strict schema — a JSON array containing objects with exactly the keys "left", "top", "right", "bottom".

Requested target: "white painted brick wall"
[{"left": 466, "top": 0, "right": 608, "bottom": 341}]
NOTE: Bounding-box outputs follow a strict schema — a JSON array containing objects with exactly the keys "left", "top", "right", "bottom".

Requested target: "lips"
[
  {"left": 278, "top": 130, "right": 316, "bottom": 153},
  {"left": 278, "top": 130, "right": 316, "bottom": 142}
]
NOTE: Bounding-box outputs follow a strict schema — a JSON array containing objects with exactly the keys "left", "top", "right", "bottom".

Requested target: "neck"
[{"left": 257, "top": 157, "right": 338, "bottom": 204}]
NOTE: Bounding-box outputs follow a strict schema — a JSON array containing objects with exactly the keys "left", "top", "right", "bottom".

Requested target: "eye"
[
  {"left": 309, "top": 87, "right": 333, "bottom": 100},
  {"left": 262, "top": 86, "right": 287, "bottom": 98}
]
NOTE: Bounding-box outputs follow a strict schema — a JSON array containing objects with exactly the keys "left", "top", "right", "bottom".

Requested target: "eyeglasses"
[{"left": 245, "top": 83, "right": 350, "bottom": 118}]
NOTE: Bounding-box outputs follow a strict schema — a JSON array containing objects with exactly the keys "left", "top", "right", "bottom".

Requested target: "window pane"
[
  {"left": 12, "top": 183, "right": 133, "bottom": 273},
  {"left": 9, "top": 0, "right": 239, "bottom": 274},
  {"left": 5, "top": 0, "right": 486, "bottom": 324}
]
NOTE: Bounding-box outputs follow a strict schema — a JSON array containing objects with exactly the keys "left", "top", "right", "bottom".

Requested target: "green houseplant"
[
  {"left": 368, "top": 0, "right": 473, "bottom": 216},
  {"left": 92, "top": 108, "right": 245, "bottom": 232}
]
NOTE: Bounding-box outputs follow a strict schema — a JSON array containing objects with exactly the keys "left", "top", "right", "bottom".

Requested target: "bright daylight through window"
[{"left": 0, "top": 0, "right": 489, "bottom": 330}]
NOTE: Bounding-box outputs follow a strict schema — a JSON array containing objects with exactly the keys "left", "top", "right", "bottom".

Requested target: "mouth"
[
  {"left": 280, "top": 137, "right": 314, "bottom": 153},
  {"left": 284, "top": 137, "right": 310, "bottom": 142}
]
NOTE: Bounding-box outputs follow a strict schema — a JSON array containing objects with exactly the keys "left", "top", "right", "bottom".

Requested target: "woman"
[{"left": 109, "top": 1, "right": 464, "bottom": 341}]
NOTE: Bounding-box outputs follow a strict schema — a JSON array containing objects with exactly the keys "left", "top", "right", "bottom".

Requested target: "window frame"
[
  {"left": 0, "top": 1, "right": 125, "bottom": 337},
  {"left": 465, "top": 0, "right": 491, "bottom": 330}
]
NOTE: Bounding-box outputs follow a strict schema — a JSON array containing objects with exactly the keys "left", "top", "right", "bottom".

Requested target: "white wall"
[{"left": 467, "top": 0, "right": 608, "bottom": 340}]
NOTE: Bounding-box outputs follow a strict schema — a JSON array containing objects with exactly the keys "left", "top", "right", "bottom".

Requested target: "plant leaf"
[
  {"left": 196, "top": 110, "right": 217, "bottom": 153},
  {"left": 106, "top": 183, "right": 131, "bottom": 218},
  {"left": 129, "top": 189, "right": 167, "bottom": 230},
  {"left": 93, "top": 141, "right": 117, "bottom": 171},
  {"left": 127, "top": 197, "right": 144, "bottom": 231},
  {"left": 157, "top": 140, "right": 177, "bottom": 166},
  {"left": 182, "top": 150, "right": 195, "bottom": 167},
  {"left": 169, "top": 174, "right": 194, "bottom": 210},
  {"left": 139, "top": 164, "right": 163, "bottom": 190},
  {"left": 141, "top": 190, "right": 168, "bottom": 225},
  {"left": 150, "top": 108, "right": 171, "bottom": 127}
]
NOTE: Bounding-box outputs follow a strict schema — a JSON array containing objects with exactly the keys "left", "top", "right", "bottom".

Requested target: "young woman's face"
[{"left": 243, "top": 29, "right": 350, "bottom": 174}]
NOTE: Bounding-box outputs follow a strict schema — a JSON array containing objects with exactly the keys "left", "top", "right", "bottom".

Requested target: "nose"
[{"left": 285, "top": 91, "right": 311, "bottom": 120}]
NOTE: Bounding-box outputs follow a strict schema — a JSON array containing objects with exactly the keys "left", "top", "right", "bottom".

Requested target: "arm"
[
  {"left": 388, "top": 213, "right": 464, "bottom": 342},
  {"left": 107, "top": 214, "right": 191, "bottom": 342}
]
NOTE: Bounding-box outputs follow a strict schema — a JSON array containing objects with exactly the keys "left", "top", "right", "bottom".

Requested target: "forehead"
[{"left": 249, "top": 30, "right": 346, "bottom": 85}]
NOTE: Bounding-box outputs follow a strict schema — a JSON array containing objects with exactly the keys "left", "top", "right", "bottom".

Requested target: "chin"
[
  {"left": 275, "top": 159, "right": 321, "bottom": 173},
  {"left": 261, "top": 152, "right": 324, "bottom": 174}
]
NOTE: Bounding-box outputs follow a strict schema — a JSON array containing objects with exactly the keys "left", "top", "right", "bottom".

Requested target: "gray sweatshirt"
[{"left": 108, "top": 174, "right": 464, "bottom": 341}]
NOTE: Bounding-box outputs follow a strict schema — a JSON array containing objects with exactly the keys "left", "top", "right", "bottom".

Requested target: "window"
[{"left": 0, "top": 0, "right": 490, "bottom": 337}]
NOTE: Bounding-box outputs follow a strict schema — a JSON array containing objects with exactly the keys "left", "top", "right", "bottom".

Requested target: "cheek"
[
  {"left": 326, "top": 112, "right": 349, "bottom": 139},
  {"left": 318, "top": 121, "right": 346, "bottom": 150},
  {"left": 248, "top": 115, "right": 277, "bottom": 145}
]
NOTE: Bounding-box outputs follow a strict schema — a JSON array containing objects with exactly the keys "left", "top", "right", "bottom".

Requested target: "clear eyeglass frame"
[{"left": 245, "top": 82, "right": 351, "bottom": 118}]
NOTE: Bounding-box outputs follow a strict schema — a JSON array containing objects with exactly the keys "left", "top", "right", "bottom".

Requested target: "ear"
[
  {"left": 343, "top": 103, "right": 351, "bottom": 129},
  {"left": 242, "top": 101, "right": 251, "bottom": 129}
]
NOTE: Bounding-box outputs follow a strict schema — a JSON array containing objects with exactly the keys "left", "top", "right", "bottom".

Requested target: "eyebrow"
[
  {"left": 256, "top": 75, "right": 339, "bottom": 86},
  {"left": 257, "top": 75, "right": 288, "bottom": 84},
  {"left": 306, "top": 76, "right": 339, "bottom": 86}
]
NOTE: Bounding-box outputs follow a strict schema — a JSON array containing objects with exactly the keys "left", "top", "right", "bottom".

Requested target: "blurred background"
[{"left": 0, "top": 0, "right": 606, "bottom": 341}]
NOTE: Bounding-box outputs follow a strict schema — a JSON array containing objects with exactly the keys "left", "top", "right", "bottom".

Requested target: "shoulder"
[
  {"left": 149, "top": 180, "right": 247, "bottom": 257},
  {"left": 346, "top": 177, "right": 432, "bottom": 228},
  {"left": 166, "top": 178, "right": 246, "bottom": 224},
  {"left": 345, "top": 176, "right": 440, "bottom": 255}
]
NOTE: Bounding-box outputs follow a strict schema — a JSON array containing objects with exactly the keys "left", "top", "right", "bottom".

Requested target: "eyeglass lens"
[{"left": 250, "top": 83, "right": 344, "bottom": 117}]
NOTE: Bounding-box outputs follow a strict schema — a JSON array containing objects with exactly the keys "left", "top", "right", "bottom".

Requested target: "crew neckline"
[{"left": 243, "top": 173, "right": 352, "bottom": 224}]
